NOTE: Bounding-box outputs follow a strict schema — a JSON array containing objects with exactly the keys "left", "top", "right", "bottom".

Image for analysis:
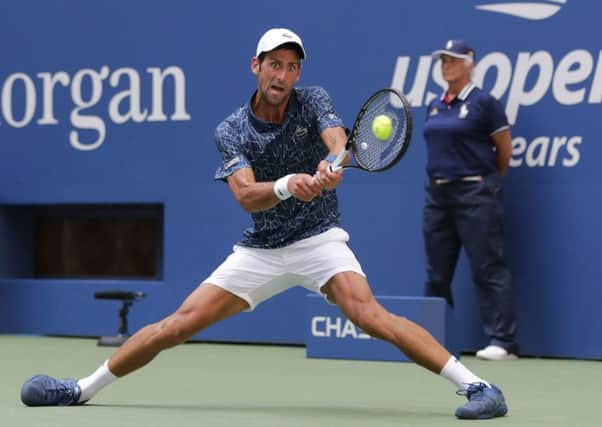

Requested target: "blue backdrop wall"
[{"left": 1, "top": 0, "right": 600, "bottom": 359}]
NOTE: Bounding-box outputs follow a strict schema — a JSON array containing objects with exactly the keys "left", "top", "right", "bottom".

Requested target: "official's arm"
[{"left": 491, "top": 128, "right": 512, "bottom": 176}]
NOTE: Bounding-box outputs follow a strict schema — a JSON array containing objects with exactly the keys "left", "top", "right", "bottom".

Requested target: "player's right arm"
[
  {"left": 315, "top": 126, "right": 347, "bottom": 190},
  {"left": 227, "top": 167, "right": 323, "bottom": 213}
]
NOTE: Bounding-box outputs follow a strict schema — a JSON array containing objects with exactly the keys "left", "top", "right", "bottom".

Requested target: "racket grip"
[{"left": 328, "top": 149, "right": 348, "bottom": 172}]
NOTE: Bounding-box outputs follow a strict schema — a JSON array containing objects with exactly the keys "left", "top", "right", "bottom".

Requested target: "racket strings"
[{"left": 353, "top": 92, "right": 410, "bottom": 171}]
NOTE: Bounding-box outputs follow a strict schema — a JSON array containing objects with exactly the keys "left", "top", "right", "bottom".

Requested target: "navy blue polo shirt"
[
  {"left": 423, "top": 83, "right": 509, "bottom": 179},
  {"left": 214, "top": 86, "right": 344, "bottom": 249}
]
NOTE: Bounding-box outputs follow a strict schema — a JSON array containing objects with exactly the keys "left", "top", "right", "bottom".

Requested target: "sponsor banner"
[
  {"left": 306, "top": 295, "right": 457, "bottom": 362},
  {"left": 0, "top": 66, "right": 190, "bottom": 151},
  {"left": 1, "top": 1, "right": 600, "bottom": 358},
  {"left": 391, "top": 38, "right": 599, "bottom": 170}
]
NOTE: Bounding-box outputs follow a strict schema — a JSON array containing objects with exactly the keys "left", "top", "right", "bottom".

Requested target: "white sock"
[
  {"left": 77, "top": 360, "right": 118, "bottom": 402},
  {"left": 440, "top": 356, "right": 490, "bottom": 391}
]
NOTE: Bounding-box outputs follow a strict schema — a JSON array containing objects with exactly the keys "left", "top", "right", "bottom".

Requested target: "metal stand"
[{"left": 94, "top": 291, "right": 145, "bottom": 346}]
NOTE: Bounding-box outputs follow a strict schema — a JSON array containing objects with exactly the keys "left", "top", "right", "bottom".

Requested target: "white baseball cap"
[{"left": 256, "top": 28, "right": 306, "bottom": 59}]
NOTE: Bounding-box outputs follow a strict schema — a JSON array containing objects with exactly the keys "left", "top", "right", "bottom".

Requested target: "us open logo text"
[{"left": 392, "top": 46, "right": 600, "bottom": 168}]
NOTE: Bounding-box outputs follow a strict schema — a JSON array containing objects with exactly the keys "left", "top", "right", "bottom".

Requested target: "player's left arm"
[
  {"left": 227, "top": 167, "right": 324, "bottom": 213},
  {"left": 491, "top": 128, "right": 512, "bottom": 176},
  {"left": 227, "top": 167, "right": 280, "bottom": 213}
]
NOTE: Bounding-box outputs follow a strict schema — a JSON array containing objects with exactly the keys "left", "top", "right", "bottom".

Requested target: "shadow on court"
[{"left": 87, "top": 402, "right": 449, "bottom": 419}]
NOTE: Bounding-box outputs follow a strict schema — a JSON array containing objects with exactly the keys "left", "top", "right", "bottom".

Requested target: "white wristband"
[{"left": 274, "top": 174, "right": 295, "bottom": 200}]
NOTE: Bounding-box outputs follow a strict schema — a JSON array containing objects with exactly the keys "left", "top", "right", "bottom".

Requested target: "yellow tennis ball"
[{"left": 372, "top": 114, "right": 393, "bottom": 141}]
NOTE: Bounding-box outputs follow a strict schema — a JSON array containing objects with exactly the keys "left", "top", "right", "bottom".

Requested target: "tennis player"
[{"left": 20, "top": 28, "right": 508, "bottom": 420}]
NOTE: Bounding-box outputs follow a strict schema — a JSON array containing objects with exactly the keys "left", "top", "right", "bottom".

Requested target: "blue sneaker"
[
  {"left": 21, "top": 375, "right": 83, "bottom": 406},
  {"left": 455, "top": 383, "right": 508, "bottom": 419}
]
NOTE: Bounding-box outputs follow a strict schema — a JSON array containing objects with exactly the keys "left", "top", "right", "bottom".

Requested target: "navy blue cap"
[{"left": 432, "top": 40, "right": 475, "bottom": 61}]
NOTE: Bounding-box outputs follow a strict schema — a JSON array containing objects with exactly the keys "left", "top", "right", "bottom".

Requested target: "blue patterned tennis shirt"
[{"left": 214, "top": 86, "right": 345, "bottom": 248}]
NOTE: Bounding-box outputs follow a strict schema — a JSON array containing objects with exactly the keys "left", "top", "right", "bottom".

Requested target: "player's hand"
[
  {"left": 314, "top": 160, "right": 343, "bottom": 190},
  {"left": 289, "top": 173, "right": 323, "bottom": 202}
]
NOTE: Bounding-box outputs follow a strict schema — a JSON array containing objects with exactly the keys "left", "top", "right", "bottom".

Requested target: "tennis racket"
[{"left": 329, "top": 88, "right": 412, "bottom": 172}]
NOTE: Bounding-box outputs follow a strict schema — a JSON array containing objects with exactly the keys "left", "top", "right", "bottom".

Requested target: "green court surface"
[{"left": 2, "top": 335, "right": 600, "bottom": 426}]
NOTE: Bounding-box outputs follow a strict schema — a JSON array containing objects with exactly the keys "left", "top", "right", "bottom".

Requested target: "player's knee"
[
  {"left": 164, "top": 324, "right": 190, "bottom": 347},
  {"left": 351, "top": 305, "right": 386, "bottom": 338},
  {"left": 153, "top": 312, "right": 198, "bottom": 348}
]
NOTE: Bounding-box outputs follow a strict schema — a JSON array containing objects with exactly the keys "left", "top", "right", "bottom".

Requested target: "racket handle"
[{"left": 328, "top": 149, "right": 348, "bottom": 172}]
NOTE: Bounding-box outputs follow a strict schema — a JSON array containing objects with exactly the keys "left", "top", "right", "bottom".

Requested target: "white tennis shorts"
[{"left": 202, "top": 227, "right": 365, "bottom": 310}]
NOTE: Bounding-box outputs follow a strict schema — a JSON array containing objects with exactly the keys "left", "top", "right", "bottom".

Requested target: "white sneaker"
[{"left": 476, "top": 345, "right": 518, "bottom": 361}]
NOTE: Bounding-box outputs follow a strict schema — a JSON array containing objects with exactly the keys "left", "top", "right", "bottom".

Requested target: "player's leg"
[
  {"left": 322, "top": 273, "right": 457, "bottom": 373},
  {"left": 423, "top": 184, "right": 461, "bottom": 306},
  {"left": 455, "top": 175, "right": 518, "bottom": 359},
  {"left": 21, "top": 244, "right": 294, "bottom": 407},
  {"left": 21, "top": 284, "right": 248, "bottom": 406},
  {"left": 321, "top": 273, "right": 507, "bottom": 419},
  {"left": 297, "top": 228, "right": 459, "bottom": 375},
  {"left": 107, "top": 284, "right": 248, "bottom": 377}
]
